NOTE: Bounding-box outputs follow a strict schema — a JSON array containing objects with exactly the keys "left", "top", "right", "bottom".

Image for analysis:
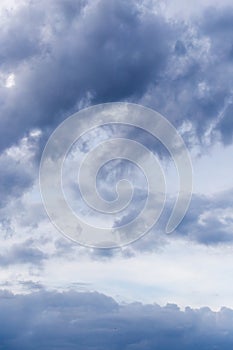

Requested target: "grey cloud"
[
  {"left": 0, "top": 0, "right": 173, "bottom": 152},
  {"left": 0, "top": 240, "right": 47, "bottom": 267},
  {"left": 18, "top": 280, "right": 44, "bottom": 291},
  {"left": 139, "top": 5, "right": 233, "bottom": 147},
  {"left": 0, "top": 130, "right": 40, "bottom": 208},
  {"left": 200, "top": 6, "right": 233, "bottom": 40},
  {"left": 174, "top": 190, "right": 233, "bottom": 245},
  {"left": 0, "top": 7, "right": 43, "bottom": 66},
  {"left": 0, "top": 290, "right": 233, "bottom": 349},
  {"left": 105, "top": 189, "right": 233, "bottom": 252},
  {"left": 1, "top": 0, "right": 233, "bottom": 154},
  {"left": 0, "top": 154, "right": 33, "bottom": 208},
  {"left": 0, "top": 0, "right": 233, "bottom": 257},
  {"left": 217, "top": 103, "right": 233, "bottom": 145},
  {"left": 0, "top": 0, "right": 233, "bottom": 211}
]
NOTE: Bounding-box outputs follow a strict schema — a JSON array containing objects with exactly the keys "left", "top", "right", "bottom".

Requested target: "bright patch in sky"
[{"left": 5, "top": 73, "right": 15, "bottom": 88}]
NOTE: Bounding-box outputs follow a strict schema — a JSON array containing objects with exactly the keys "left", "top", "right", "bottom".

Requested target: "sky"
[{"left": 0, "top": 0, "right": 233, "bottom": 348}]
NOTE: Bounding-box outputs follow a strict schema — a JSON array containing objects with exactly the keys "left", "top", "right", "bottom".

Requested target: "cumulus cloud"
[
  {"left": 0, "top": 0, "right": 173, "bottom": 153},
  {"left": 0, "top": 0, "right": 232, "bottom": 210},
  {"left": 0, "top": 240, "right": 47, "bottom": 266},
  {"left": 0, "top": 290, "right": 233, "bottom": 349},
  {"left": 139, "top": 5, "right": 233, "bottom": 146},
  {"left": 1, "top": 0, "right": 232, "bottom": 153},
  {"left": 175, "top": 190, "right": 233, "bottom": 244}
]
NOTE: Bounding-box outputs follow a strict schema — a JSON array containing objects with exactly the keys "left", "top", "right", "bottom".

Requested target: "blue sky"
[{"left": 1, "top": 0, "right": 233, "bottom": 348}]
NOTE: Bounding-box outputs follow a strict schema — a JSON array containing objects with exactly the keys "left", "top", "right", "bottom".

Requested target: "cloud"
[
  {"left": 0, "top": 0, "right": 173, "bottom": 153},
  {"left": 0, "top": 0, "right": 233, "bottom": 154},
  {"left": 18, "top": 280, "right": 44, "bottom": 291},
  {"left": 217, "top": 103, "right": 233, "bottom": 145},
  {"left": 0, "top": 0, "right": 233, "bottom": 297},
  {"left": 0, "top": 130, "right": 39, "bottom": 208},
  {"left": 138, "top": 5, "right": 233, "bottom": 147},
  {"left": 174, "top": 190, "right": 233, "bottom": 244},
  {"left": 0, "top": 0, "right": 233, "bottom": 219},
  {"left": 0, "top": 290, "right": 233, "bottom": 349},
  {"left": 0, "top": 240, "right": 47, "bottom": 267}
]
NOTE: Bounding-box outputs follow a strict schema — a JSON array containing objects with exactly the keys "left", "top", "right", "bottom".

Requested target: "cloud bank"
[{"left": 0, "top": 290, "right": 233, "bottom": 349}]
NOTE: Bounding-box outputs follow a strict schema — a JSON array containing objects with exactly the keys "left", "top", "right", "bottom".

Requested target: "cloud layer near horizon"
[{"left": 0, "top": 290, "right": 233, "bottom": 350}]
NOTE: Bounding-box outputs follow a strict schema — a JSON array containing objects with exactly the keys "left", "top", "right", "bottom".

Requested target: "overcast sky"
[{"left": 1, "top": 0, "right": 233, "bottom": 348}]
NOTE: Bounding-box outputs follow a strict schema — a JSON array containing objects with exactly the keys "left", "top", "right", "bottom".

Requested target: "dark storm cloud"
[
  {"left": 0, "top": 0, "right": 233, "bottom": 213},
  {"left": 0, "top": 0, "right": 233, "bottom": 254},
  {"left": 140, "top": 6, "right": 233, "bottom": 145},
  {"left": 0, "top": 0, "right": 173, "bottom": 152},
  {"left": 0, "top": 6, "right": 43, "bottom": 65},
  {"left": 1, "top": 0, "right": 233, "bottom": 152},
  {"left": 197, "top": 6, "right": 233, "bottom": 144},
  {"left": 0, "top": 290, "right": 233, "bottom": 350}
]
